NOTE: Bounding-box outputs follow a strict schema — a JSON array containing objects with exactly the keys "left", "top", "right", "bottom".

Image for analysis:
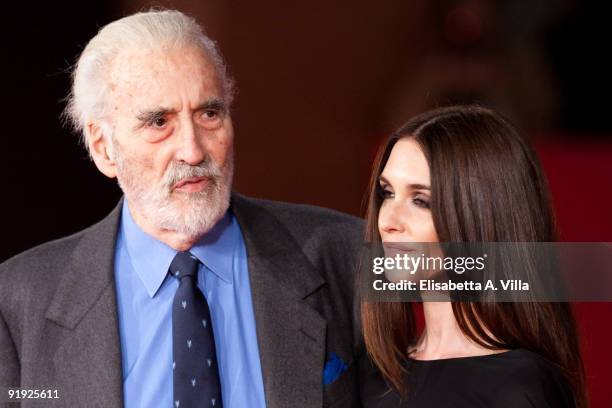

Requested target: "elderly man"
[{"left": 0, "top": 9, "right": 379, "bottom": 408}]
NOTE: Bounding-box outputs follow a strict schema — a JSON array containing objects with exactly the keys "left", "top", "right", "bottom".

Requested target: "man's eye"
[
  {"left": 202, "top": 110, "right": 219, "bottom": 120},
  {"left": 147, "top": 116, "right": 167, "bottom": 128}
]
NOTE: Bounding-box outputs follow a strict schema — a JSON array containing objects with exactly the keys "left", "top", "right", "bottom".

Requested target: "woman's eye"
[
  {"left": 378, "top": 185, "right": 394, "bottom": 199},
  {"left": 413, "top": 196, "right": 431, "bottom": 209}
]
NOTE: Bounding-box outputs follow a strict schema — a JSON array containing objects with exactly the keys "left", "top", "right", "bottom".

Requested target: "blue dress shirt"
[{"left": 114, "top": 201, "right": 266, "bottom": 408}]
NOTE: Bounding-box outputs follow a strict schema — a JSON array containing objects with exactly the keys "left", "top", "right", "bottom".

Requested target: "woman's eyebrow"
[
  {"left": 378, "top": 175, "right": 390, "bottom": 185},
  {"left": 378, "top": 175, "right": 430, "bottom": 190},
  {"left": 409, "top": 183, "right": 430, "bottom": 191}
]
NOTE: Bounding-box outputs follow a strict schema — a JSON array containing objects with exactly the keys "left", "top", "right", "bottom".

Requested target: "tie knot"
[{"left": 169, "top": 251, "right": 200, "bottom": 281}]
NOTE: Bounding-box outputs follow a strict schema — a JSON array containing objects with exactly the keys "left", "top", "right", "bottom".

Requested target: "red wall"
[{"left": 537, "top": 141, "right": 612, "bottom": 408}]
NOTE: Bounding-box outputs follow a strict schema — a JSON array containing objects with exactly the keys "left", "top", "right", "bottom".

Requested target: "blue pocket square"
[{"left": 323, "top": 352, "right": 348, "bottom": 385}]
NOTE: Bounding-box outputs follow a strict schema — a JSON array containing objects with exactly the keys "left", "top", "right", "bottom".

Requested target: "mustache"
[{"left": 163, "top": 157, "right": 223, "bottom": 189}]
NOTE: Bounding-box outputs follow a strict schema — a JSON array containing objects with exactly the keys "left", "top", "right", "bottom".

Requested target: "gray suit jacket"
[{"left": 0, "top": 194, "right": 382, "bottom": 407}]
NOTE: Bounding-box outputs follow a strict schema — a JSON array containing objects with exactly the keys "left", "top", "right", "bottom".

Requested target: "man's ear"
[{"left": 86, "top": 121, "right": 118, "bottom": 178}]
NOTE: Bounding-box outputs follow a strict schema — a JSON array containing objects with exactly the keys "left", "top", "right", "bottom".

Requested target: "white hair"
[{"left": 64, "top": 9, "right": 234, "bottom": 152}]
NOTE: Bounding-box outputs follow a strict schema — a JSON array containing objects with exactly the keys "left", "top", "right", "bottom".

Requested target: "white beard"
[{"left": 112, "top": 141, "right": 233, "bottom": 238}]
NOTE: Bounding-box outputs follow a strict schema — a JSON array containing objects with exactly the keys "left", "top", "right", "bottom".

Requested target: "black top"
[{"left": 368, "top": 349, "right": 576, "bottom": 408}]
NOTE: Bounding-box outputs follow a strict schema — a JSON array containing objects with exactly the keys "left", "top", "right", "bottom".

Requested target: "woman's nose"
[{"left": 379, "top": 202, "right": 409, "bottom": 239}]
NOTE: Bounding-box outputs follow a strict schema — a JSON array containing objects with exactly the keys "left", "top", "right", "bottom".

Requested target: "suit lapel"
[
  {"left": 41, "top": 194, "right": 329, "bottom": 407},
  {"left": 232, "top": 194, "right": 328, "bottom": 408},
  {"left": 45, "top": 201, "right": 124, "bottom": 407}
]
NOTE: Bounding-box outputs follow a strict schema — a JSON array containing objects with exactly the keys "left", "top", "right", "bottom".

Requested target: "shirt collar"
[
  {"left": 189, "top": 210, "right": 236, "bottom": 285},
  {"left": 120, "top": 201, "right": 236, "bottom": 298}
]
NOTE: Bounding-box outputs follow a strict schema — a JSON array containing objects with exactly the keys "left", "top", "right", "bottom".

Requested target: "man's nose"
[{"left": 176, "top": 118, "right": 206, "bottom": 165}]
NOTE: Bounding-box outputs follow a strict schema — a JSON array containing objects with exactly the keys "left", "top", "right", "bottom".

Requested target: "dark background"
[{"left": 2, "top": 1, "right": 611, "bottom": 406}]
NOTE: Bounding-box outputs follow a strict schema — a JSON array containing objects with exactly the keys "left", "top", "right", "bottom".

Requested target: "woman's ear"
[{"left": 86, "top": 120, "right": 117, "bottom": 178}]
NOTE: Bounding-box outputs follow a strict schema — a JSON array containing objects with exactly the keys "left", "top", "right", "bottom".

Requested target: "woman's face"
[{"left": 378, "top": 138, "right": 439, "bottom": 243}]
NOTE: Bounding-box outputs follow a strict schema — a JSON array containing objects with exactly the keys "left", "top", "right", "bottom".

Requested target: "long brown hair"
[{"left": 361, "top": 105, "right": 587, "bottom": 407}]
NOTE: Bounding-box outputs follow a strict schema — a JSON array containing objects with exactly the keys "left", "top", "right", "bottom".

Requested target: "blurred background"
[{"left": 2, "top": 0, "right": 611, "bottom": 405}]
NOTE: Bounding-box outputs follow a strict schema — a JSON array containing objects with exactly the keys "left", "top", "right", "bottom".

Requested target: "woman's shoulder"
[
  {"left": 477, "top": 349, "right": 576, "bottom": 408},
  {"left": 371, "top": 349, "right": 576, "bottom": 408}
]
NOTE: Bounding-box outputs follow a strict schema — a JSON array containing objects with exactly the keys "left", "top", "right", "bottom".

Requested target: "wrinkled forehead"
[{"left": 106, "top": 45, "right": 223, "bottom": 113}]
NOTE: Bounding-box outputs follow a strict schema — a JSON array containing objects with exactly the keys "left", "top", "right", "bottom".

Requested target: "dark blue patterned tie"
[{"left": 170, "top": 251, "right": 223, "bottom": 408}]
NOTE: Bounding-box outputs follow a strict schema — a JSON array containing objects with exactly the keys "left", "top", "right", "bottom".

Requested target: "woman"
[{"left": 361, "top": 105, "right": 586, "bottom": 407}]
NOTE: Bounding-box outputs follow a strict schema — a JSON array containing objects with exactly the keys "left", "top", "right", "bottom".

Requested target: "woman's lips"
[{"left": 173, "top": 176, "right": 209, "bottom": 192}]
